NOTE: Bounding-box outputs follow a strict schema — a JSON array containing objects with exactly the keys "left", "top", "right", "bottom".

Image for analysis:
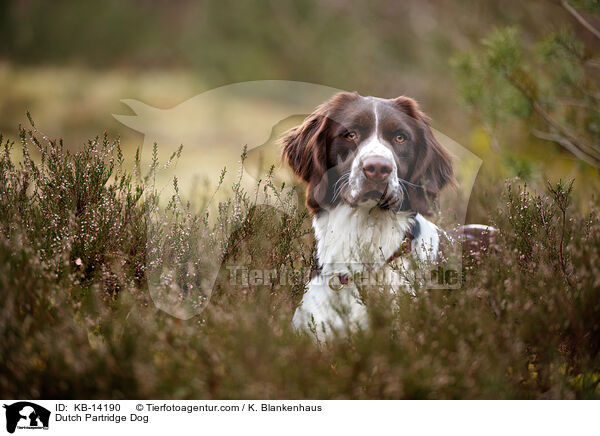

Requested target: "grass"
[{"left": 1, "top": 121, "right": 600, "bottom": 399}]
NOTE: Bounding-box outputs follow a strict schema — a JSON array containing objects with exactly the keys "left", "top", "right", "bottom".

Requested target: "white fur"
[
  {"left": 347, "top": 102, "right": 400, "bottom": 203},
  {"left": 292, "top": 205, "right": 440, "bottom": 341},
  {"left": 348, "top": 135, "right": 400, "bottom": 202}
]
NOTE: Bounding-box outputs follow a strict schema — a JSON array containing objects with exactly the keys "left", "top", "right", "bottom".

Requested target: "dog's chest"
[{"left": 312, "top": 205, "right": 414, "bottom": 273}]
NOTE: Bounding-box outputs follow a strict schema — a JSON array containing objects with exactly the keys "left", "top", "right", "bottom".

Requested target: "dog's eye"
[
  {"left": 344, "top": 131, "right": 357, "bottom": 141},
  {"left": 394, "top": 133, "right": 407, "bottom": 144}
]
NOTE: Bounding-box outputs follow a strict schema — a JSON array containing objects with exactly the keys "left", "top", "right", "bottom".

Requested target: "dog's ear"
[
  {"left": 281, "top": 92, "right": 358, "bottom": 213},
  {"left": 280, "top": 111, "right": 330, "bottom": 212},
  {"left": 280, "top": 113, "right": 327, "bottom": 182},
  {"left": 394, "top": 96, "right": 456, "bottom": 216}
]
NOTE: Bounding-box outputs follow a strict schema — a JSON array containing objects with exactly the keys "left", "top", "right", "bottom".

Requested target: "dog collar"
[{"left": 327, "top": 228, "right": 415, "bottom": 292}]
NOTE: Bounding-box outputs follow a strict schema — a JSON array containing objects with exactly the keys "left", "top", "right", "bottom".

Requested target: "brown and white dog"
[{"left": 281, "top": 92, "right": 462, "bottom": 339}]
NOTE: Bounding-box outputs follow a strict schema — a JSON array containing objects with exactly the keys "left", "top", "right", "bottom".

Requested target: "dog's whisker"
[
  {"left": 398, "top": 180, "right": 409, "bottom": 199},
  {"left": 331, "top": 175, "right": 350, "bottom": 203},
  {"left": 331, "top": 172, "right": 351, "bottom": 203},
  {"left": 331, "top": 180, "right": 349, "bottom": 203},
  {"left": 398, "top": 177, "right": 424, "bottom": 189},
  {"left": 337, "top": 171, "right": 351, "bottom": 183}
]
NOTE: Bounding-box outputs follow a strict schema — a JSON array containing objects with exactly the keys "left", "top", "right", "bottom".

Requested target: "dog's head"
[{"left": 281, "top": 92, "right": 456, "bottom": 215}]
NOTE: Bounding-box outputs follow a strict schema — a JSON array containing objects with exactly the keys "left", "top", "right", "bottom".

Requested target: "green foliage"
[
  {"left": 571, "top": 0, "right": 600, "bottom": 13},
  {"left": 451, "top": 28, "right": 532, "bottom": 127},
  {"left": 483, "top": 27, "right": 523, "bottom": 73},
  {"left": 452, "top": 11, "right": 600, "bottom": 168},
  {"left": 1, "top": 127, "right": 600, "bottom": 399}
]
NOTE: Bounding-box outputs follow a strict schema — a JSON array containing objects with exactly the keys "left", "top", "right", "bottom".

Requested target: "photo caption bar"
[{"left": 1, "top": 400, "right": 596, "bottom": 435}]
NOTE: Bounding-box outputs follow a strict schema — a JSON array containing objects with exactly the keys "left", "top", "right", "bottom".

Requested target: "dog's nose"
[{"left": 362, "top": 157, "right": 393, "bottom": 182}]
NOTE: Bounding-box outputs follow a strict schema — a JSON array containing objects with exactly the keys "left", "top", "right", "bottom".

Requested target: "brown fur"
[{"left": 281, "top": 92, "right": 455, "bottom": 215}]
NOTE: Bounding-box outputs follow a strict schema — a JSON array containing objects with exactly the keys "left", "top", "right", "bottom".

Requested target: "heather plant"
[{"left": 1, "top": 123, "right": 600, "bottom": 399}]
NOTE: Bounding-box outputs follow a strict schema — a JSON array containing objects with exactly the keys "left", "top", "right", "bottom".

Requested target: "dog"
[{"left": 281, "top": 92, "right": 461, "bottom": 340}]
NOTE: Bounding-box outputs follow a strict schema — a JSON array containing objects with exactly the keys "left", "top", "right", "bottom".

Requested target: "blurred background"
[
  {"left": 2, "top": 0, "right": 600, "bottom": 400},
  {"left": 0, "top": 0, "right": 598, "bottom": 218}
]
